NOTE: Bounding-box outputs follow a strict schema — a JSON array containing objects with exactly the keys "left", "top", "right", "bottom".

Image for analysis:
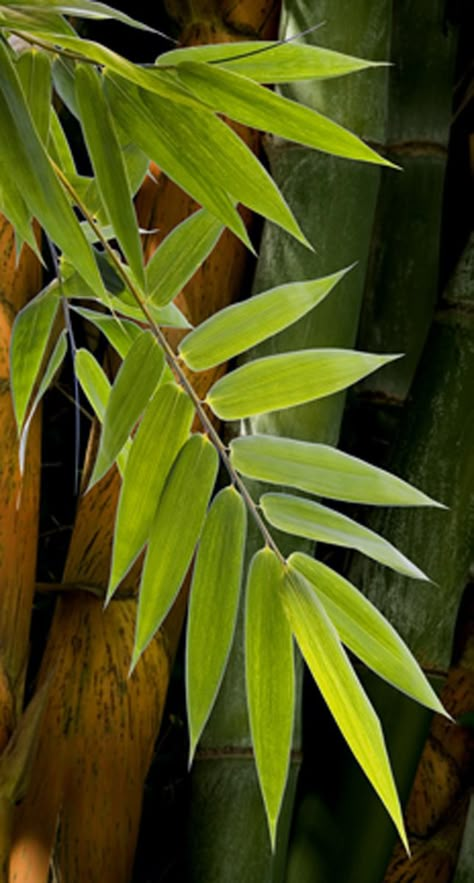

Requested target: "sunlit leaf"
[
  {"left": 76, "top": 63, "right": 145, "bottom": 287},
  {"left": 289, "top": 553, "right": 447, "bottom": 716},
  {"left": 186, "top": 487, "right": 247, "bottom": 763},
  {"left": 281, "top": 565, "right": 408, "bottom": 851},
  {"left": 132, "top": 434, "right": 219, "bottom": 668},
  {"left": 229, "top": 434, "right": 442, "bottom": 507},
  {"left": 10, "top": 283, "right": 60, "bottom": 433},
  {"left": 0, "top": 6, "right": 73, "bottom": 33},
  {"left": 207, "top": 350, "right": 399, "bottom": 420},
  {"left": 245, "top": 548, "right": 294, "bottom": 847},
  {"left": 108, "top": 382, "right": 194, "bottom": 599},
  {"left": 261, "top": 493, "right": 428, "bottom": 581},
  {"left": 71, "top": 306, "right": 141, "bottom": 358},
  {"left": 146, "top": 209, "right": 223, "bottom": 306},
  {"left": 180, "top": 268, "right": 350, "bottom": 371},
  {"left": 0, "top": 40, "right": 103, "bottom": 294},
  {"left": 158, "top": 40, "right": 386, "bottom": 84},
  {"left": 89, "top": 330, "right": 164, "bottom": 488},
  {"left": 74, "top": 348, "right": 129, "bottom": 475},
  {"left": 176, "top": 62, "right": 395, "bottom": 167},
  {"left": 19, "top": 329, "right": 67, "bottom": 472},
  {"left": 16, "top": 49, "right": 51, "bottom": 143},
  {"left": 7, "top": 0, "right": 159, "bottom": 32}
]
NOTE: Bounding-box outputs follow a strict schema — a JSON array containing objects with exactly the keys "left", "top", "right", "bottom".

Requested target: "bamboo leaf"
[
  {"left": 186, "top": 487, "right": 247, "bottom": 763},
  {"left": 75, "top": 64, "right": 145, "bottom": 287},
  {"left": 108, "top": 382, "right": 195, "bottom": 599},
  {"left": 245, "top": 548, "right": 294, "bottom": 848},
  {"left": 132, "top": 433, "right": 219, "bottom": 668},
  {"left": 16, "top": 49, "right": 51, "bottom": 143},
  {"left": 89, "top": 330, "right": 164, "bottom": 488},
  {"left": 0, "top": 40, "right": 103, "bottom": 293},
  {"left": 146, "top": 209, "right": 224, "bottom": 306},
  {"left": 0, "top": 6, "right": 73, "bottom": 33},
  {"left": 103, "top": 73, "right": 254, "bottom": 250},
  {"left": 0, "top": 171, "right": 38, "bottom": 255},
  {"left": 158, "top": 41, "right": 386, "bottom": 84},
  {"left": 7, "top": 0, "right": 157, "bottom": 31},
  {"left": 49, "top": 108, "right": 76, "bottom": 177},
  {"left": 10, "top": 283, "right": 60, "bottom": 433},
  {"left": 70, "top": 306, "right": 141, "bottom": 358},
  {"left": 180, "top": 268, "right": 350, "bottom": 371},
  {"left": 289, "top": 553, "right": 447, "bottom": 717},
  {"left": 261, "top": 493, "right": 429, "bottom": 581},
  {"left": 176, "top": 62, "right": 395, "bottom": 167},
  {"left": 207, "top": 350, "right": 400, "bottom": 420},
  {"left": 281, "top": 565, "right": 408, "bottom": 852},
  {"left": 229, "top": 435, "right": 442, "bottom": 507},
  {"left": 19, "top": 329, "right": 67, "bottom": 472},
  {"left": 74, "top": 348, "right": 129, "bottom": 475}
]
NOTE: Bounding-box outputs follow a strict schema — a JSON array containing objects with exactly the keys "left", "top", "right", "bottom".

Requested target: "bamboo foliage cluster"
[{"left": 0, "top": 0, "right": 449, "bottom": 849}]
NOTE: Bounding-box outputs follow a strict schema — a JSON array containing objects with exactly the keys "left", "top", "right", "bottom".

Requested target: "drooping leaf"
[
  {"left": 146, "top": 209, "right": 224, "bottom": 306},
  {"left": 179, "top": 268, "right": 350, "bottom": 371},
  {"left": 75, "top": 63, "right": 145, "bottom": 287},
  {"left": 16, "top": 49, "right": 52, "bottom": 143},
  {"left": 207, "top": 350, "right": 399, "bottom": 420},
  {"left": 89, "top": 330, "right": 164, "bottom": 488},
  {"left": 176, "top": 61, "right": 395, "bottom": 167},
  {"left": 49, "top": 108, "right": 76, "bottom": 177},
  {"left": 245, "top": 548, "right": 294, "bottom": 847},
  {"left": 0, "top": 171, "right": 38, "bottom": 255},
  {"left": 281, "top": 565, "right": 408, "bottom": 851},
  {"left": 229, "top": 434, "right": 442, "bottom": 507},
  {"left": 132, "top": 433, "right": 219, "bottom": 668},
  {"left": 261, "top": 493, "right": 428, "bottom": 581},
  {"left": 0, "top": 40, "right": 103, "bottom": 293},
  {"left": 74, "top": 347, "right": 129, "bottom": 475},
  {"left": 71, "top": 306, "right": 141, "bottom": 358},
  {"left": 289, "top": 553, "right": 447, "bottom": 716},
  {"left": 158, "top": 40, "right": 386, "bottom": 84},
  {"left": 0, "top": 6, "right": 74, "bottom": 33},
  {"left": 10, "top": 283, "right": 60, "bottom": 433},
  {"left": 108, "top": 382, "right": 195, "bottom": 599},
  {"left": 19, "top": 329, "right": 67, "bottom": 472},
  {"left": 7, "top": 0, "right": 158, "bottom": 32},
  {"left": 186, "top": 487, "right": 247, "bottom": 763}
]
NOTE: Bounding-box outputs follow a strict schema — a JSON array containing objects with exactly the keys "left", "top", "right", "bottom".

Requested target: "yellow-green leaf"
[
  {"left": 261, "top": 493, "right": 428, "bottom": 581},
  {"left": 16, "top": 49, "right": 51, "bottom": 143},
  {"left": 246, "top": 548, "right": 294, "bottom": 848},
  {"left": 108, "top": 382, "right": 194, "bottom": 599},
  {"left": 180, "top": 268, "right": 350, "bottom": 371},
  {"left": 132, "top": 434, "right": 219, "bottom": 667},
  {"left": 74, "top": 348, "right": 130, "bottom": 475},
  {"left": 207, "top": 350, "right": 399, "bottom": 421},
  {"left": 71, "top": 306, "right": 141, "bottom": 358},
  {"left": 281, "top": 565, "right": 408, "bottom": 852},
  {"left": 186, "top": 487, "right": 247, "bottom": 763}
]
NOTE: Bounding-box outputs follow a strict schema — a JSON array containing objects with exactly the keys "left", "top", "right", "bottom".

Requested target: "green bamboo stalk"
[{"left": 187, "top": 2, "right": 392, "bottom": 879}]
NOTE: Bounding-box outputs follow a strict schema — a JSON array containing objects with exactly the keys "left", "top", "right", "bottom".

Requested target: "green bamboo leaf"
[
  {"left": 108, "top": 382, "right": 195, "bottom": 599},
  {"left": 281, "top": 565, "right": 408, "bottom": 852},
  {"left": 103, "top": 73, "right": 253, "bottom": 251},
  {"left": 74, "top": 348, "right": 129, "bottom": 475},
  {"left": 70, "top": 306, "right": 141, "bottom": 358},
  {"left": 158, "top": 41, "right": 386, "bottom": 84},
  {"left": 10, "top": 283, "right": 60, "bottom": 433},
  {"left": 229, "top": 434, "right": 443, "bottom": 508},
  {"left": 0, "top": 6, "right": 73, "bottom": 33},
  {"left": 49, "top": 108, "right": 76, "bottom": 177},
  {"left": 16, "top": 49, "right": 51, "bottom": 143},
  {"left": 245, "top": 548, "right": 294, "bottom": 848},
  {"left": 186, "top": 487, "right": 247, "bottom": 763},
  {"left": 289, "top": 553, "right": 447, "bottom": 717},
  {"left": 7, "top": 0, "right": 157, "bottom": 31},
  {"left": 207, "top": 350, "right": 400, "bottom": 421},
  {"left": 261, "top": 493, "right": 428, "bottom": 581},
  {"left": 176, "top": 62, "right": 395, "bottom": 167},
  {"left": 19, "top": 328, "right": 67, "bottom": 472},
  {"left": 0, "top": 170, "right": 39, "bottom": 256},
  {"left": 146, "top": 209, "right": 224, "bottom": 306},
  {"left": 180, "top": 268, "right": 350, "bottom": 371},
  {"left": 76, "top": 64, "right": 145, "bottom": 288},
  {"left": 0, "top": 41, "right": 103, "bottom": 294},
  {"left": 89, "top": 330, "right": 164, "bottom": 488},
  {"left": 132, "top": 433, "right": 219, "bottom": 668}
]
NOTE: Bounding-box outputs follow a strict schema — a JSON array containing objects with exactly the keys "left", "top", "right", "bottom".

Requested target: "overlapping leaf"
[
  {"left": 246, "top": 548, "right": 294, "bottom": 847},
  {"left": 261, "top": 493, "right": 428, "bottom": 580},
  {"left": 207, "top": 350, "right": 399, "bottom": 420},
  {"left": 179, "top": 268, "right": 349, "bottom": 371},
  {"left": 132, "top": 434, "right": 219, "bottom": 668},
  {"left": 186, "top": 487, "right": 247, "bottom": 763},
  {"left": 19, "top": 329, "right": 67, "bottom": 472},
  {"left": 74, "top": 348, "right": 130, "bottom": 475},
  {"left": 4, "top": 1, "right": 157, "bottom": 31},
  {"left": 281, "top": 565, "right": 408, "bottom": 851},
  {"left": 71, "top": 306, "right": 141, "bottom": 358},
  {"left": 16, "top": 49, "right": 51, "bottom": 143}
]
